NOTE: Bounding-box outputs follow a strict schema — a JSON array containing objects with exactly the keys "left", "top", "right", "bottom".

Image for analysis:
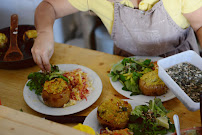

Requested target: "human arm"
[
  {"left": 196, "top": 27, "right": 202, "bottom": 49},
  {"left": 32, "top": 0, "right": 78, "bottom": 72},
  {"left": 183, "top": 6, "right": 202, "bottom": 48}
]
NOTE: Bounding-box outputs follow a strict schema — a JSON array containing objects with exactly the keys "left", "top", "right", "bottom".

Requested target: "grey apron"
[{"left": 111, "top": 0, "right": 199, "bottom": 57}]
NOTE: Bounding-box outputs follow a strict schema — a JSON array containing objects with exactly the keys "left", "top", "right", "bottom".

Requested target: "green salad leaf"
[
  {"left": 128, "top": 98, "right": 175, "bottom": 135},
  {"left": 26, "top": 65, "right": 69, "bottom": 95},
  {"left": 109, "top": 57, "right": 154, "bottom": 95}
]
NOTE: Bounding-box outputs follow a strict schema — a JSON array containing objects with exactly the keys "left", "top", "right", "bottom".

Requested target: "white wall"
[
  {"left": 0, "top": 0, "right": 41, "bottom": 28},
  {"left": 0, "top": 0, "right": 68, "bottom": 43}
]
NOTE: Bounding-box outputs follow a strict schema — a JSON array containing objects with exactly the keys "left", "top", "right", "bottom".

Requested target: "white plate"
[
  {"left": 109, "top": 56, "right": 175, "bottom": 102},
  {"left": 23, "top": 64, "right": 103, "bottom": 116},
  {"left": 83, "top": 99, "right": 173, "bottom": 134}
]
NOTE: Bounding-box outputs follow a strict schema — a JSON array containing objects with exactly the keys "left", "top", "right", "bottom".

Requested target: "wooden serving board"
[{"left": 0, "top": 105, "right": 89, "bottom": 135}]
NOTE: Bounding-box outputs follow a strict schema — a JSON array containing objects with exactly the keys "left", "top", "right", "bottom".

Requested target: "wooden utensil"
[{"left": 3, "top": 14, "right": 23, "bottom": 61}]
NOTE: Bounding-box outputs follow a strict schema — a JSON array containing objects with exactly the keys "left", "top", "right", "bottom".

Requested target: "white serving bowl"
[{"left": 157, "top": 50, "right": 202, "bottom": 111}]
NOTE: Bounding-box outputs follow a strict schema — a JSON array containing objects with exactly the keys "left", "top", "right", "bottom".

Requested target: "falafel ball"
[
  {"left": 97, "top": 98, "right": 132, "bottom": 129},
  {"left": 23, "top": 30, "right": 37, "bottom": 42},
  {"left": 0, "top": 33, "right": 8, "bottom": 49},
  {"left": 139, "top": 70, "right": 168, "bottom": 96},
  {"left": 42, "top": 78, "right": 70, "bottom": 108}
]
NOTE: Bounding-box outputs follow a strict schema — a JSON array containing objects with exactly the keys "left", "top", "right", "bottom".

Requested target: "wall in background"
[
  {"left": 0, "top": 0, "right": 41, "bottom": 28},
  {"left": 0, "top": 0, "right": 78, "bottom": 43}
]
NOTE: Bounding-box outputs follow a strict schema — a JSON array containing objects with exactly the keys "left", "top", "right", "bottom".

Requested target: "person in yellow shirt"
[{"left": 32, "top": 0, "right": 202, "bottom": 72}]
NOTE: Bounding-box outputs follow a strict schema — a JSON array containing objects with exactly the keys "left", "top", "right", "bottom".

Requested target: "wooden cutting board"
[{"left": 0, "top": 105, "right": 89, "bottom": 135}]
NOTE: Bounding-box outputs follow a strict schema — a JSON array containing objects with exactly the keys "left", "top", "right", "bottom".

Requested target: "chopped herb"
[
  {"left": 26, "top": 65, "right": 69, "bottom": 95},
  {"left": 128, "top": 98, "right": 175, "bottom": 135},
  {"left": 122, "top": 107, "right": 128, "bottom": 111},
  {"left": 20, "top": 109, "right": 23, "bottom": 112}
]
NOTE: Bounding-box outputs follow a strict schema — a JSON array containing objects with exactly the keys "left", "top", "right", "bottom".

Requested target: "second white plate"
[
  {"left": 83, "top": 99, "right": 173, "bottom": 135},
  {"left": 109, "top": 56, "right": 175, "bottom": 102}
]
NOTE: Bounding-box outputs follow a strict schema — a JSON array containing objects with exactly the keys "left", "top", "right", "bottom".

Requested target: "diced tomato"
[
  {"left": 100, "top": 129, "right": 106, "bottom": 134},
  {"left": 63, "top": 69, "right": 90, "bottom": 102},
  {"left": 84, "top": 96, "right": 87, "bottom": 101},
  {"left": 70, "top": 92, "right": 76, "bottom": 100}
]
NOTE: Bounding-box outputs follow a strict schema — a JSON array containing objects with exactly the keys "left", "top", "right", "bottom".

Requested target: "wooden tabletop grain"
[
  {"left": 0, "top": 105, "right": 89, "bottom": 135},
  {"left": 0, "top": 43, "right": 200, "bottom": 131}
]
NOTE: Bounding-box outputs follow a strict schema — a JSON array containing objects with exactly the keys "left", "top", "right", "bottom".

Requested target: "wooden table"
[
  {"left": 0, "top": 43, "right": 201, "bottom": 132},
  {"left": 0, "top": 105, "right": 88, "bottom": 135}
]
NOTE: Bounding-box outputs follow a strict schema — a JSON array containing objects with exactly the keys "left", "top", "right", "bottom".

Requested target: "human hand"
[{"left": 31, "top": 31, "right": 54, "bottom": 72}]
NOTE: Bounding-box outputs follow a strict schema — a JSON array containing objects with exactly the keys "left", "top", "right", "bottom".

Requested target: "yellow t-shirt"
[{"left": 68, "top": 0, "right": 202, "bottom": 34}]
